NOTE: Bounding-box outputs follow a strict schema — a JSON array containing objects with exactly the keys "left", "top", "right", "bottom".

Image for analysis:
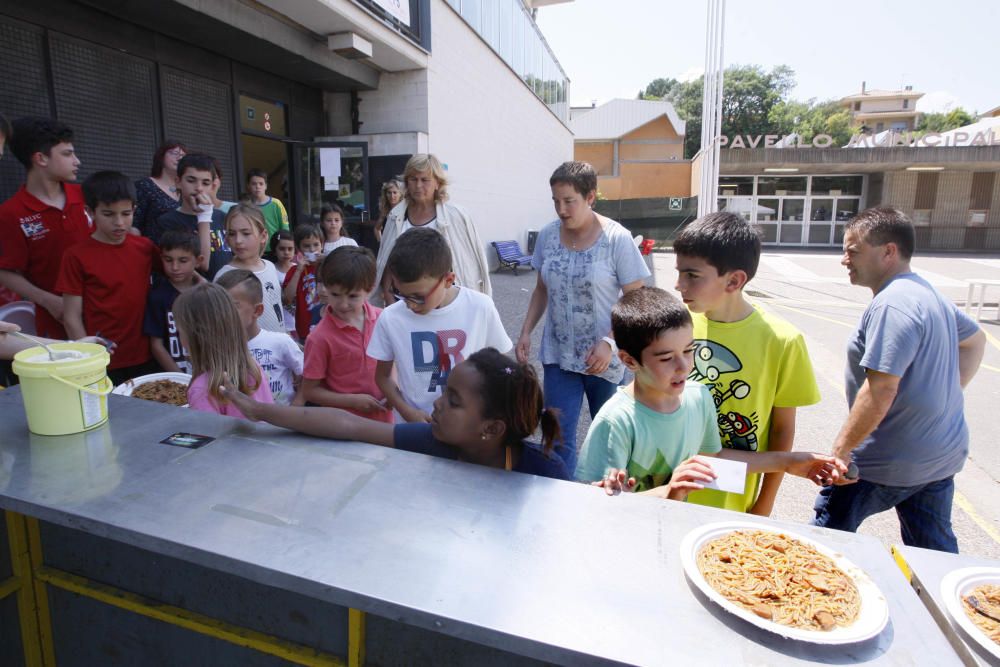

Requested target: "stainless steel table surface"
[
  {"left": 897, "top": 545, "right": 1000, "bottom": 666},
  {"left": 0, "top": 388, "right": 961, "bottom": 665}
]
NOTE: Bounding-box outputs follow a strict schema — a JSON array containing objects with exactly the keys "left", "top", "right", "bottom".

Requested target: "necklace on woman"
[{"left": 566, "top": 213, "right": 599, "bottom": 250}]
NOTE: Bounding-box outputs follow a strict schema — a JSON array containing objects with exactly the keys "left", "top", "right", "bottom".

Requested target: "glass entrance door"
[{"left": 293, "top": 142, "right": 370, "bottom": 244}]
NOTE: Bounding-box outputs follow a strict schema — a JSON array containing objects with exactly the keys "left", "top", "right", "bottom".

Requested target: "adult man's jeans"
[
  {"left": 812, "top": 476, "right": 958, "bottom": 553},
  {"left": 543, "top": 364, "right": 617, "bottom": 474}
]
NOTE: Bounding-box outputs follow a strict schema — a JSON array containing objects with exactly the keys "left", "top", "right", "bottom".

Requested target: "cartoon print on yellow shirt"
[{"left": 689, "top": 340, "right": 760, "bottom": 451}]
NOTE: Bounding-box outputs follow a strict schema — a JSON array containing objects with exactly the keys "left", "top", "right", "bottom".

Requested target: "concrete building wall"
[
  {"left": 859, "top": 98, "right": 914, "bottom": 113},
  {"left": 881, "top": 169, "right": 1000, "bottom": 249},
  {"left": 425, "top": 0, "right": 572, "bottom": 252},
  {"left": 597, "top": 163, "right": 691, "bottom": 200},
  {"left": 575, "top": 142, "right": 615, "bottom": 176},
  {"left": 990, "top": 173, "right": 1000, "bottom": 228},
  {"left": 345, "top": 70, "right": 431, "bottom": 135}
]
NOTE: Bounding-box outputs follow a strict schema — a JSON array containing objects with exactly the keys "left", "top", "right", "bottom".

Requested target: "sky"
[{"left": 535, "top": 0, "right": 999, "bottom": 115}]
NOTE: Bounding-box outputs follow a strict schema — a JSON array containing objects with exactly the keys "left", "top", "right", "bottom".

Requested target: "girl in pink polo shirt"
[{"left": 173, "top": 282, "right": 273, "bottom": 417}]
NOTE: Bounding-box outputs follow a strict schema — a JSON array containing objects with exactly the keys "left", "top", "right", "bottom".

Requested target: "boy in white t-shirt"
[
  {"left": 217, "top": 269, "right": 304, "bottom": 406},
  {"left": 368, "top": 227, "right": 512, "bottom": 422}
]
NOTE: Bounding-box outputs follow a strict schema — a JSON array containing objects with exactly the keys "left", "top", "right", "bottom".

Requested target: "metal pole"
[
  {"left": 697, "top": 0, "right": 725, "bottom": 218},
  {"left": 711, "top": 0, "right": 726, "bottom": 215}
]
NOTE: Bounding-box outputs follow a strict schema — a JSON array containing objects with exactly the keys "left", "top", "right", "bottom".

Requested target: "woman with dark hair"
[
  {"left": 219, "top": 347, "right": 569, "bottom": 479},
  {"left": 133, "top": 140, "right": 186, "bottom": 235},
  {"left": 516, "top": 161, "right": 650, "bottom": 472}
]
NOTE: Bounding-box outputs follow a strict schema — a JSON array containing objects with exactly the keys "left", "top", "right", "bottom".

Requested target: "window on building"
[
  {"left": 971, "top": 173, "right": 995, "bottom": 210},
  {"left": 757, "top": 176, "right": 807, "bottom": 196},
  {"left": 718, "top": 176, "right": 753, "bottom": 196},
  {"left": 902, "top": 99, "right": 909, "bottom": 109},
  {"left": 914, "top": 172, "right": 939, "bottom": 210},
  {"left": 448, "top": 0, "right": 569, "bottom": 122},
  {"left": 812, "top": 176, "right": 863, "bottom": 196},
  {"left": 854, "top": 101, "right": 861, "bottom": 111}
]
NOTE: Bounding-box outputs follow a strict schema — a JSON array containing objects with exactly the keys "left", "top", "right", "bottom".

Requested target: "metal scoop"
[
  {"left": 966, "top": 594, "right": 1000, "bottom": 623},
  {"left": 9, "top": 331, "right": 84, "bottom": 361}
]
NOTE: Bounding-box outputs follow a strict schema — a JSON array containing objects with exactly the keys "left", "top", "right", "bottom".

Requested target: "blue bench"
[{"left": 491, "top": 240, "right": 534, "bottom": 275}]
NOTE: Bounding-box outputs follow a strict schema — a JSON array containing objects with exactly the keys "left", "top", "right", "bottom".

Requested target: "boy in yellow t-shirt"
[{"left": 673, "top": 212, "right": 820, "bottom": 515}]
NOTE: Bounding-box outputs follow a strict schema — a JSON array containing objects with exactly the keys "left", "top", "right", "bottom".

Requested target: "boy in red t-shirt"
[
  {"left": 302, "top": 246, "right": 391, "bottom": 422},
  {"left": 56, "top": 171, "right": 158, "bottom": 384},
  {"left": 0, "top": 117, "right": 92, "bottom": 338},
  {"left": 282, "top": 223, "right": 325, "bottom": 340}
]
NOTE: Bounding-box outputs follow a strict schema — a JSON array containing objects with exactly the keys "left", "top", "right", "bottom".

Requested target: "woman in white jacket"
[{"left": 374, "top": 154, "right": 491, "bottom": 305}]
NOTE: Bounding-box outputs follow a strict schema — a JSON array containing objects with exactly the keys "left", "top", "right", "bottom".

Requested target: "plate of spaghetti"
[
  {"left": 680, "top": 522, "right": 889, "bottom": 644},
  {"left": 112, "top": 372, "right": 191, "bottom": 407},
  {"left": 941, "top": 567, "right": 1000, "bottom": 659}
]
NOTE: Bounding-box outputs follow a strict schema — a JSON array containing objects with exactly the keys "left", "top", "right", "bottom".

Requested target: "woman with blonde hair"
[
  {"left": 373, "top": 154, "right": 491, "bottom": 305},
  {"left": 374, "top": 178, "right": 403, "bottom": 244},
  {"left": 174, "top": 282, "right": 274, "bottom": 417}
]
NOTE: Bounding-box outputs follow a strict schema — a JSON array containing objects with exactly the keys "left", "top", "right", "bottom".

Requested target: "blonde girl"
[
  {"left": 214, "top": 203, "right": 285, "bottom": 332},
  {"left": 174, "top": 282, "right": 274, "bottom": 418},
  {"left": 320, "top": 203, "right": 357, "bottom": 254},
  {"left": 374, "top": 178, "right": 403, "bottom": 243}
]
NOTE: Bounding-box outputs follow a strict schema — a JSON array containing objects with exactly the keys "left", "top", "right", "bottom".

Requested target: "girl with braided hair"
[{"left": 219, "top": 347, "right": 570, "bottom": 479}]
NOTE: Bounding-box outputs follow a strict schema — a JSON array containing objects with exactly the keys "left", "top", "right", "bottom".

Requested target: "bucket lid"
[{"left": 12, "top": 342, "right": 111, "bottom": 378}]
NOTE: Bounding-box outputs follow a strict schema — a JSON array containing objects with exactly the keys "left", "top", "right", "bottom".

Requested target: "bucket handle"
[{"left": 46, "top": 373, "right": 114, "bottom": 396}]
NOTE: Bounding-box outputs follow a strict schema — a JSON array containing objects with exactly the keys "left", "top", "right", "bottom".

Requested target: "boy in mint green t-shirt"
[
  {"left": 673, "top": 212, "right": 820, "bottom": 515},
  {"left": 576, "top": 287, "right": 840, "bottom": 502},
  {"left": 246, "top": 168, "right": 289, "bottom": 238}
]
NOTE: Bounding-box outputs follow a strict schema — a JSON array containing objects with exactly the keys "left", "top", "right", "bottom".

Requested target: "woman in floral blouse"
[{"left": 516, "top": 161, "right": 649, "bottom": 472}]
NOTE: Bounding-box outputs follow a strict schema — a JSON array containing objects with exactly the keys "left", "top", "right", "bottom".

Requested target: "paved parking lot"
[{"left": 490, "top": 249, "right": 1000, "bottom": 559}]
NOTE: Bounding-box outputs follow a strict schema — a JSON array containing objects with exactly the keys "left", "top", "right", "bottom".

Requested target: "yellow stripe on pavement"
[
  {"left": 954, "top": 491, "right": 1000, "bottom": 546},
  {"left": 767, "top": 301, "right": 855, "bottom": 329},
  {"left": 983, "top": 327, "right": 1000, "bottom": 354}
]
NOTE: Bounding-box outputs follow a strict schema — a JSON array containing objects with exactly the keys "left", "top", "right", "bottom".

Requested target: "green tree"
[
  {"left": 916, "top": 108, "right": 974, "bottom": 133},
  {"left": 656, "top": 64, "right": 796, "bottom": 157},
  {"left": 638, "top": 77, "right": 679, "bottom": 100},
  {"left": 770, "top": 99, "right": 854, "bottom": 147},
  {"left": 641, "top": 64, "right": 882, "bottom": 155}
]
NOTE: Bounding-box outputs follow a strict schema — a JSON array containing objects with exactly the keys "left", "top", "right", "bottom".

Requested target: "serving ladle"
[{"left": 9, "top": 331, "right": 84, "bottom": 361}]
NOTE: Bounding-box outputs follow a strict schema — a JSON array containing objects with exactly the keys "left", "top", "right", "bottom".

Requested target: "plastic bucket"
[{"left": 12, "top": 342, "right": 113, "bottom": 436}]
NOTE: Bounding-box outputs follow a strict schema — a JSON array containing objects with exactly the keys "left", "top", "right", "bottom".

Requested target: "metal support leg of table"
[{"left": 3, "top": 510, "right": 367, "bottom": 667}]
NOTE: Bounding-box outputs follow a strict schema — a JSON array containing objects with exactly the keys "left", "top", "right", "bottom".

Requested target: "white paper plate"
[
  {"left": 112, "top": 372, "right": 191, "bottom": 407},
  {"left": 680, "top": 521, "right": 889, "bottom": 644},
  {"left": 940, "top": 566, "right": 1000, "bottom": 660}
]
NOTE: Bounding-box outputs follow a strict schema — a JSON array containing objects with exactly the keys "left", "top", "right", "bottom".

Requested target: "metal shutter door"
[
  {"left": 48, "top": 32, "right": 158, "bottom": 184},
  {"left": 160, "top": 67, "right": 237, "bottom": 201},
  {"left": 0, "top": 16, "right": 52, "bottom": 201}
]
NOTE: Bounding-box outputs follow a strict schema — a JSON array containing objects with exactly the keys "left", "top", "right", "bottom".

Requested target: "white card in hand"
[{"left": 694, "top": 455, "right": 747, "bottom": 494}]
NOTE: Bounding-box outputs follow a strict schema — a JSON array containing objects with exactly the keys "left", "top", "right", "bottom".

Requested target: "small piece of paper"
[
  {"left": 319, "top": 147, "right": 341, "bottom": 181},
  {"left": 160, "top": 433, "right": 215, "bottom": 449},
  {"left": 695, "top": 455, "right": 747, "bottom": 494}
]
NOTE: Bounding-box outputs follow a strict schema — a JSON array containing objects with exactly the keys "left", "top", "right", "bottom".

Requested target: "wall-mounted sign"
[
  {"left": 721, "top": 134, "right": 834, "bottom": 149},
  {"left": 720, "top": 130, "right": 1000, "bottom": 149},
  {"left": 845, "top": 130, "right": 1000, "bottom": 148},
  {"left": 669, "top": 198, "right": 683, "bottom": 211},
  {"left": 373, "top": 0, "right": 410, "bottom": 24}
]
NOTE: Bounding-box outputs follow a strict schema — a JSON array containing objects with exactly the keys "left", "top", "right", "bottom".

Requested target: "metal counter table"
[
  {"left": 0, "top": 387, "right": 962, "bottom": 665},
  {"left": 894, "top": 545, "right": 1000, "bottom": 666}
]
